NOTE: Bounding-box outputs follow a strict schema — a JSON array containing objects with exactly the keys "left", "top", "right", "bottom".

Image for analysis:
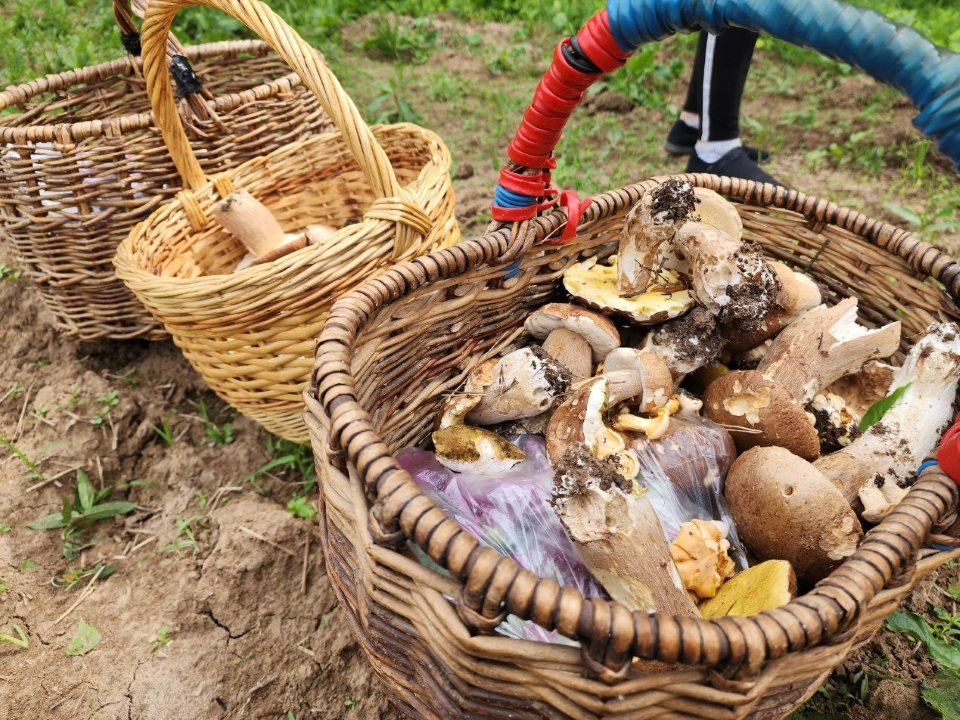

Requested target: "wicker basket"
[
  {"left": 0, "top": 0, "right": 334, "bottom": 341},
  {"left": 114, "top": 0, "right": 458, "bottom": 442},
  {"left": 307, "top": 174, "right": 960, "bottom": 719}
]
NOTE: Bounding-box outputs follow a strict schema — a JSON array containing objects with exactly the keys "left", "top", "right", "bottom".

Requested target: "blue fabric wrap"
[
  {"left": 605, "top": 0, "right": 960, "bottom": 168},
  {"left": 494, "top": 185, "right": 537, "bottom": 209}
]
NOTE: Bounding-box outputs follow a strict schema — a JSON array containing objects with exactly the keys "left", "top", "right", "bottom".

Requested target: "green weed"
[
  {"left": 161, "top": 516, "right": 206, "bottom": 557},
  {"left": 51, "top": 562, "right": 116, "bottom": 592},
  {"left": 0, "top": 436, "right": 56, "bottom": 481},
  {"left": 245, "top": 436, "right": 317, "bottom": 492},
  {"left": 91, "top": 390, "right": 119, "bottom": 428},
  {"left": 360, "top": 15, "right": 437, "bottom": 63},
  {"left": 0, "top": 624, "right": 29, "bottom": 650},
  {"left": 367, "top": 67, "right": 422, "bottom": 124},
  {"left": 286, "top": 496, "right": 317, "bottom": 520},
  {"left": 0, "top": 263, "right": 21, "bottom": 282},
  {"left": 151, "top": 410, "right": 178, "bottom": 448},
  {"left": 195, "top": 398, "right": 235, "bottom": 447},
  {"left": 150, "top": 625, "right": 174, "bottom": 652}
]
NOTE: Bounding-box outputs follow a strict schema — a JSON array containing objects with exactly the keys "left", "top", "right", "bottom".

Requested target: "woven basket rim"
[
  {"left": 310, "top": 173, "right": 960, "bottom": 673},
  {"left": 0, "top": 38, "right": 305, "bottom": 144},
  {"left": 113, "top": 122, "right": 450, "bottom": 291}
]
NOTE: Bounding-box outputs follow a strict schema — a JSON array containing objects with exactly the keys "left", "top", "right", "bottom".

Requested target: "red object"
[
  {"left": 548, "top": 190, "right": 592, "bottom": 244},
  {"left": 575, "top": 10, "right": 632, "bottom": 72},
  {"left": 937, "top": 411, "right": 960, "bottom": 485}
]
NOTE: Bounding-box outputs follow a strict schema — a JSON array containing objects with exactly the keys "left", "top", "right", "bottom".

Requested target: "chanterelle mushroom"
[
  {"left": 466, "top": 347, "right": 570, "bottom": 425},
  {"left": 669, "top": 519, "right": 736, "bottom": 599},
  {"left": 524, "top": 303, "right": 620, "bottom": 380},
  {"left": 815, "top": 322, "right": 960, "bottom": 522},
  {"left": 703, "top": 298, "right": 901, "bottom": 459},
  {"left": 552, "top": 444, "right": 699, "bottom": 617},
  {"left": 725, "top": 446, "right": 863, "bottom": 585}
]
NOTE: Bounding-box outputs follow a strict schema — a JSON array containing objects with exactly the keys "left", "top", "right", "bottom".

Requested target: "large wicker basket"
[
  {"left": 114, "top": 0, "right": 458, "bottom": 442},
  {"left": 0, "top": 0, "right": 333, "bottom": 340},
  {"left": 308, "top": 173, "right": 960, "bottom": 719}
]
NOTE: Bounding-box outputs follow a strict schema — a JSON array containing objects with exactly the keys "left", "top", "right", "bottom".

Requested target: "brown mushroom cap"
[
  {"left": 702, "top": 370, "right": 820, "bottom": 460},
  {"left": 602, "top": 348, "right": 674, "bottom": 411},
  {"left": 525, "top": 303, "right": 621, "bottom": 362},
  {"left": 691, "top": 187, "right": 743, "bottom": 240},
  {"left": 724, "top": 447, "right": 863, "bottom": 585},
  {"left": 545, "top": 378, "right": 610, "bottom": 465}
]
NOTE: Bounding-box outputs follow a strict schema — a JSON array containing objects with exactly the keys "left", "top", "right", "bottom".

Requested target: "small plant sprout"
[
  {"left": 0, "top": 623, "right": 28, "bottom": 650},
  {"left": 91, "top": 389, "right": 119, "bottom": 429},
  {"left": 0, "top": 262, "right": 22, "bottom": 282},
  {"left": 0, "top": 436, "right": 55, "bottom": 481},
  {"left": 28, "top": 469, "right": 136, "bottom": 560},
  {"left": 194, "top": 490, "right": 209, "bottom": 509},
  {"left": 0, "top": 523, "right": 10, "bottom": 532},
  {"left": 344, "top": 697, "right": 357, "bottom": 710},
  {"left": 160, "top": 516, "right": 206, "bottom": 557},
  {"left": 152, "top": 410, "right": 178, "bottom": 448},
  {"left": 52, "top": 562, "right": 116, "bottom": 592},
  {"left": 30, "top": 358, "right": 50, "bottom": 369},
  {"left": 1, "top": 381, "right": 25, "bottom": 403},
  {"left": 65, "top": 618, "right": 100, "bottom": 656},
  {"left": 195, "top": 398, "right": 235, "bottom": 447},
  {"left": 105, "top": 368, "right": 138, "bottom": 386},
  {"left": 19, "top": 558, "right": 36, "bottom": 572},
  {"left": 286, "top": 496, "right": 316, "bottom": 520},
  {"left": 245, "top": 436, "right": 317, "bottom": 491},
  {"left": 232, "top": 651, "right": 253, "bottom": 665},
  {"left": 150, "top": 625, "right": 174, "bottom": 652}
]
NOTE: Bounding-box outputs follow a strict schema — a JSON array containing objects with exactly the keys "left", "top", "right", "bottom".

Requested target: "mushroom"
[
  {"left": 552, "top": 444, "right": 700, "bottom": 616},
  {"left": 524, "top": 303, "right": 620, "bottom": 380},
  {"left": 814, "top": 322, "right": 960, "bottom": 522},
  {"left": 436, "top": 359, "right": 496, "bottom": 430},
  {"left": 825, "top": 360, "right": 895, "bottom": 421},
  {"left": 215, "top": 189, "right": 335, "bottom": 271},
  {"left": 617, "top": 177, "right": 698, "bottom": 295},
  {"left": 433, "top": 425, "right": 525, "bottom": 474},
  {"left": 808, "top": 392, "right": 861, "bottom": 454},
  {"left": 690, "top": 187, "right": 743, "bottom": 239},
  {"left": 601, "top": 347, "right": 674, "bottom": 410},
  {"left": 698, "top": 560, "right": 797, "bottom": 618},
  {"left": 641, "top": 306, "right": 725, "bottom": 377},
  {"left": 724, "top": 446, "right": 863, "bottom": 585},
  {"left": 611, "top": 396, "right": 680, "bottom": 441},
  {"left": 669, "top": 519, "right": 736, "bottom": 599},
  {"left": 544, "top": 377, "right": 637, "bottom": 477},
  {"left": 563, "top": 255, "right": 694, "bottom": 325},
  {"left": 466, "top": 347, "right": 570, "bottom": 425},
  {"left": 724, "top": 262, "right": 822, "bottom": 352},
  {"left": 703, "top": 298, "right": 901, "bottom": 459},
  {"left": 672, "top": 222, "right": 780, "bottom": 331}
]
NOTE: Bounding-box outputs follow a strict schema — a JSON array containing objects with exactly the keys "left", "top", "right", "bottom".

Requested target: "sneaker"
[
  {"left": 665, "top": 119, "right": 771, "bottom": 163},
  {"left": 685, "top": 145, "right": 786, "bottom": 187}
]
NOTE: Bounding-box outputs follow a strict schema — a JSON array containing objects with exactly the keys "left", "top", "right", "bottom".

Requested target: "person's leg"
[
  {"left": 686, "top": 28, "right": 782, "bottom": 186},
  {"left": 666, "top": 32, "right": 707, "bottom": 153}
]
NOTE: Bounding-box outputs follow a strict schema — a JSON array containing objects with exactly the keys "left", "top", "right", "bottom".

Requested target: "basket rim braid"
[
  {"left": 310, "top": 173, "right": 960, "bottom": 679},
  {"left": 114, "top": 0, "right": 458, "bottom": 441}
]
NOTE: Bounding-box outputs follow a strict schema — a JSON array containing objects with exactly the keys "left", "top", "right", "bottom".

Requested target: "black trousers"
[{"left": 682, "top": 28, "right": 758, "bottom": 142}]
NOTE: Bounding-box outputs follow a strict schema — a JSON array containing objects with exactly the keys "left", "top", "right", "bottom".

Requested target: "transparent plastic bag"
[
  {"left": 631, "top": 410, "right": 748, "bottom": 568},
  {"left": 397, "top": 435, "right": 606, "bottom": 644}
]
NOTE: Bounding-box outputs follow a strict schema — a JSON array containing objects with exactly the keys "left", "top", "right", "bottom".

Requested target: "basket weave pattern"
[
  {"left": 0, "top": 40, "right": 333, "bottom": 340},
  {"left": 114, "top": 0, "right": 459, "bottom": 441},
  {"left": 307, "top": 175, "right": 960, "bottom": 719}
]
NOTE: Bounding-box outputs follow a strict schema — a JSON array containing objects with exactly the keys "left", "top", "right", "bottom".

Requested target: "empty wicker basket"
[
  {"left": 114, "top": 0, "right": 458, "bottom": 441},
  {"left": 306, "top": 0, "right": 960, "bottom": 716},
  {"left": 0, "top": 0, "right": 332, "bottom": 340}
]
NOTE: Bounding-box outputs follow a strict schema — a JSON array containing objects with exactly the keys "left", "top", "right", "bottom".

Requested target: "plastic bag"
[
  {"left": 397, "top": 435, "right": 606, "bottom": 644},
  {"left": 630, "top": 410, "right": 748, "bottom": 568}
]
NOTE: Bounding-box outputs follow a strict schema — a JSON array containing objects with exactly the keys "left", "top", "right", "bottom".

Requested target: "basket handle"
[
  {"left": 493, "top": 0, "right": 960, "bottom": 227},
  {"left": 140, "top": 0, "right": 431, "bottom": 258},
  {"left": 113, "top": 0, "right": 183, "bottom": 58}
]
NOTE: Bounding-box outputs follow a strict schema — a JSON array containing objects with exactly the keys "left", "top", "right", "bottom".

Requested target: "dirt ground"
[{"left": 2, "top": 15, "right": 960, "bottom": 720}]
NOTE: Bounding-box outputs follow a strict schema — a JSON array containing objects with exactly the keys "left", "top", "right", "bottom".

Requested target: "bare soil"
[{"left": 2, "top": 15, "right": 959, "bottom": 720}]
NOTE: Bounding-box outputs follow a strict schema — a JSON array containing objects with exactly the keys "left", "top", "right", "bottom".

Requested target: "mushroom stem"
[
  {"left": 553, "top": 446, "right": 700, "bottom": 616},
  {"left": 612, "top": 398, "right": 680, "bottom": 440},
  {"left": 814, "top": 322, "right": 960, "bottom": 515},
  {"left": 212, "top": 189, "right": 287, "bottom": 258},
  {"left": 542, "top": 328, "right": 592, "bottom": 380},
  {"left": 757, "top": 297, "right": 901, "bottom": 402}
]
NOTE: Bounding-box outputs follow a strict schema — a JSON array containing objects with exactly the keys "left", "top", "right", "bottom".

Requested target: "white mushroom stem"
[
  {"left": 467, "top": 348, "right": 569, "bottom": 425},
  {"left": 602, "top": 348, "right": 674, "bottom": 410},
  {"left": 617, "top": 181, "right": 694, "bottom": 295},
  {"left": 757, "top": 298, "right": 902, "bottom": 403},
  {"left": 815, "top": 322, "right": 960, "bottom": 515},
  {"left": 542, "top": 328, "right": 592, "bottom": 380},
  {"left": 553, "top": 448, "right": 700, "bottom": 616}
]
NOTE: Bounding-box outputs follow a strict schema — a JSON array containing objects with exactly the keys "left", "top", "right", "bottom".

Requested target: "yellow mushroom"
[{"left": 611, "top": 396, "right": 680, "bottom": 440}]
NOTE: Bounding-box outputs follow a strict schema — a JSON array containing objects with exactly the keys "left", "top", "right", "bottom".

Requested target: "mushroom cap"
[
  {"left": 826, "top": 360, "right": 895, "bottom": 421},
  {"left": 545, "top": 377, "right": 626, "bottom": 466},
  {"left": 642, "top": 306, "right": 725, "bottom": 378},
  {"left": 770, "top": 262, "right": 821, "bottom": 320},
  {"left": 698, "top": 560, "right": 797, "bottom": 618},
  {"left": 669, "top": 519, "right": 736, "bottom": 599},
  {"left": 433, "top": 426, "right": 526, "bottom": 474},
  {"left": 602, "top": 348, "right": 674, "bottom": 411},
  {"left": 466, "top": 348, "right": 569, "bottom": 425},
  {"left": 692, "top": 187, "right": 743, "bottom": 240},
  {"left": 564, "top": 256, "right": 694, "bottom": 325},
  {"left": 525, "top": 303, "right": 621, "bottom": 362},
  {"left": 724, "top": 446, "right": 863, "bottom": 585},
  {"left": 702, "top": 370, "right": 821, "bottom": 461},
  {"left": 435, "top": 359, "right": 498, "bottom": 430}
]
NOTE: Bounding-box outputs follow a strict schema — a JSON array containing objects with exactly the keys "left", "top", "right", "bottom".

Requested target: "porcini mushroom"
[
  {"left": 524, "top": 303, "right": 620, "bottom": 380},
  {"left": 814, "top": 322, "right": 960, "bottom": 522},
  {"left": 617, "top": 177, "right": 697, "bottom": 295},
  {"left": 808, "top": 392, "right": 861, "bottom": 454},
  {"left": 601, "top": 347, "right": 674, "bottom": 410},
  {"left": 690, "top": 187, "right": 743, "bottom": 239},
  {"left": 698, "top": 560, "right": 797, "bottom": 618},
  {"left": 669, "top": 519, "right": 736, "bottom": 599},
  {"left": 214, "top": 189, "right": 335, "bottom": 271},
  {"left": 672, "top": 222, "right": 780, "bottom": 331},
  {"left": 552, "top": 444, "right": 700, "bottom": 616},
  {"left": 703, "top": 298, "right": 901, "bottom": 459},
  {"left": 436, "top": 359, "right": 496, "bottom": 429},
  {"left": 826, "top": 360, "right": 895, "bottom": 421},
  {"left": 563, "top": 255, "right": 694, "bottom": 325},
  {"left": 466, "top": 347, "right": 570, "bottom": 425},
  {"left": 641, "top": 306, "right": 725, "bottom": 377},
  {"left": 433, "top": 425, "right": 526, "bottom": 474},
  {"left": 724, "top": 446, "right": 863, "bottom": 585}
]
